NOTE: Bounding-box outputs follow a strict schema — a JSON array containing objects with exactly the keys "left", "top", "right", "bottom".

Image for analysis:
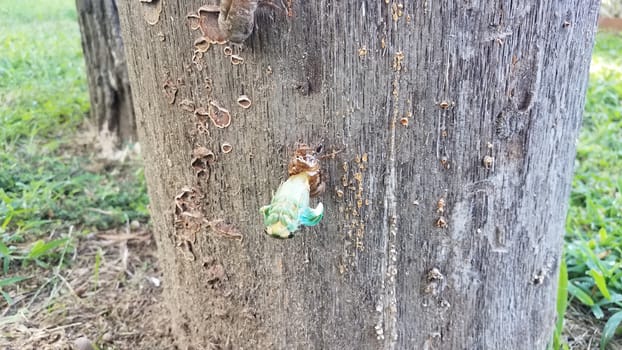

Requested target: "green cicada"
[{"left": 260, "top": 144, "right": 325, "bottom": 239}]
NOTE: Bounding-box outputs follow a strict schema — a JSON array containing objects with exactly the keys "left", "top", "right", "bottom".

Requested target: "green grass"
[
  {"left": 0, "top": 0, "right": 148, "bottom": 284},
  {"left": 0, "top": 0, "right": 88, "bottom": 144},
  {"left": 563, "top": 32, "right": 622, "bottom": 349}
]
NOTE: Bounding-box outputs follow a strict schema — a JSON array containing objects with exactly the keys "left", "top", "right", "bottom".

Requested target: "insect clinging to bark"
[
  {"left": 260, "top": 143, "right": 325, "bottom": 239},
  {"left": 197, "top": 0, "right": 286, "bottom": 45}
]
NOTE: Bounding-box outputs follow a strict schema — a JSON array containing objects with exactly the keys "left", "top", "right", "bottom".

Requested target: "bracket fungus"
[
  {"left": 195, "top": 106, "right": 210, "bottom": 118},
  {"left": 208, "top": 101, "right": 232, "bottom": 128},
  {"left": 141, "top": 0, "right": 162, "bottom": 25},
  {"left": 187, "top": 13, "right": 201, "bottom": 30},
  {"left": 191, "top": 50, "right": 204, "bottom": 71},
  {"left": 221, "top": 142, "right": 233, "bottom": 154},
  {"left": 236, "top": 95, "right": 252, "bottom": 109},
  {"left": 179, "top": 99, "right": 196, "bottom": 112},
  {"left": 194, "top": 107, "right": 210, "bottom": 134},
  {"left": 162, "top": 79, "right": 178, "bottom": 104},
  {"left": 174, "top": 187, "right": 204, "bottom": 221},
  {"left": 260, "top": 144, "right": 325, "bottom": 239},
  {"left": 230, "top": 54, "right": 244, "bottom": 65},
  {"left": 194, "top": 37, "right": 212, "bottom": 52},
  {"left": 196, "top": 124, "right": 209, "bottom": 135},
  {"left": 173, "top": 186, "right": 205, "bottom": 260},
  {"left": 191, "top": 146, "right": 216, "bottom": 177}
]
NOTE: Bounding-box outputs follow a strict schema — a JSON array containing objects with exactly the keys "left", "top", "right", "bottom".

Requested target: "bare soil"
[
  {"left": 564, "top": 305, "right": 622, "bottom": 350},
  {"left": 0, "top": 229, "right": 176, "bottom": 350},
  {"left": 599, "top": 17, "right": 622, "bottom": 32},
  {"left": 0, "top": 227, "right": 618, "bottom": 349}
]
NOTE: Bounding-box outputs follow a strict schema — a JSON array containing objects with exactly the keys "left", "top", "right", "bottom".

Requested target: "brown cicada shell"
[
  {"left": 288, "top": 143, "right": 325, "bottom": 197},
  {"left": 195, "top": 0, "right": 285, "bottom": 45}
]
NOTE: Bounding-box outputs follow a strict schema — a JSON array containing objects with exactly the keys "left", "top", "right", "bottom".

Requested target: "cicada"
[{"left": 260, "top": 144, "right": 325, "bottom": 239}]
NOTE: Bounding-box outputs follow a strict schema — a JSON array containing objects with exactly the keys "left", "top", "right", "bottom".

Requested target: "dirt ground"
[
  {"left": 1, "top": 228, "right": 619, "bottom": 350},
  {"left": 0, "top": 228, "right": 176, "bottom": 350},
  {"left": 564, "top": 306, "right": 622, "bottom": 350}
]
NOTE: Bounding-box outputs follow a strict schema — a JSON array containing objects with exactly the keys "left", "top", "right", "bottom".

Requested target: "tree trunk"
[
  {"left": 117, "top": 1, "right": 599, "bottom": 349},
  {"left": 76, "top": 0, "right": 136, "bottom": 151}
]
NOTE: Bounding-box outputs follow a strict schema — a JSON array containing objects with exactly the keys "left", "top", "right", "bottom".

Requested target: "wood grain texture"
[
  {"left": 116, "top": 1, "right": 599, "bottom": 349},
  {"left": 76, "top": 0, "right": 135, "bottom": 144}
]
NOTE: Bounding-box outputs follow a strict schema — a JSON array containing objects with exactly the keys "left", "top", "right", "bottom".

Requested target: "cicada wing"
[{"left": 299, "top": 203, "right": 324, "bottom": 227}]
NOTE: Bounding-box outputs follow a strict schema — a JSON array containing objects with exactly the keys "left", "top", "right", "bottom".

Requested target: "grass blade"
[
  {"left": 26, "top": 238, "right": 67, "bottom": 260},
  {"left": 0, "top": 275, "right": 29, "bottom": 288},
  {"left": 590, "top": 269, "right": 611, "bottom": 300},
  {"left": 591, "top": 304, "right": 605, "bottom": 320},
  {"left": 0, "top": 290, "right": 13, "bottom": 305},
  {"left": 600, "top": 310, "right": 622, "bottom": 350},
  {"left": 552, "top": 257, "right": 569, "bottom": 350},
  {"left": 0, "top": 241, "right": 9, "bottom": 257},
  {"left": 568, "top": 282, "right": 595, "bottom": 306},
  {"left": 557, "top": 258, "right": 569, "bottom": 316}
]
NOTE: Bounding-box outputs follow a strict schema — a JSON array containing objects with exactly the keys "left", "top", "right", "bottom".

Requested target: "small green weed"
[
  {"left": 0, "top": 276, "right": 30, "bottom": 305},
  {"left": 550, "top": 256, "right": 569, "bottom": 350},
  {"left": 0, "top": 231, "right": 74, "bottom": 305}
]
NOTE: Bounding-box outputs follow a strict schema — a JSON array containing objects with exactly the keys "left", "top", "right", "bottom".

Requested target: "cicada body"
[{"left": 260, "top": 144, "right": 325, "bottom": 239}]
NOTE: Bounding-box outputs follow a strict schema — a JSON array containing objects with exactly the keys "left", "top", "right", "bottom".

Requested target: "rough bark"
[
  {"left": 117, "top": 1, "right": 599, "bottom": 349},
  {"left": 76, "top": 0, "right": 136, "bottom": 150}
]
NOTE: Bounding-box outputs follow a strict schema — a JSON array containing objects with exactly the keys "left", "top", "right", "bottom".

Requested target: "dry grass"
[
  {"left": 2, "top": 231, "right": 619, "bottom": 350},
  {"left": 0, "top": 229, "right": 176, "bottom": 350},
  {"left": 564, "top": 304, "right": 622, "bottom": 350}
]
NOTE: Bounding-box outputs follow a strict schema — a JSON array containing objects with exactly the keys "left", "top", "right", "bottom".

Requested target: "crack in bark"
[{"left": 379, "top": 61, "right": 402, "bottom": 349}]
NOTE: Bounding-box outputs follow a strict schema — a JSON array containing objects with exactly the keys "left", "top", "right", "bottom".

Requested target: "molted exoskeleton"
[{"left": 260, "top": 144, "right": 325, "bottom": 239}]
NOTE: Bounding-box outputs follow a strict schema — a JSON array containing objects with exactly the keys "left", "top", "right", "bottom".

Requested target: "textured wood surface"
[
  {"left": 117, "top": 1, "right": 599, "bottom": 348},
  {"left": 77, "top": 0, "right": 135, "bottom": 145}
]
